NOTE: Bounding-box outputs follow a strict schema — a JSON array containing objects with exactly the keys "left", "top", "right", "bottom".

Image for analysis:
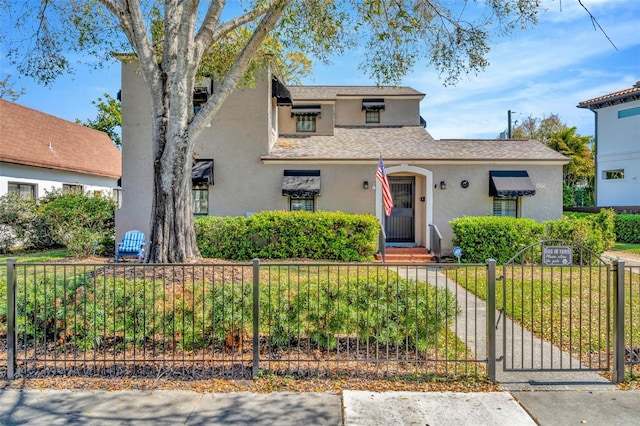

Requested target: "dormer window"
[
  {"left": 291, "top": 105, "right": 321, "bottom": 133},
  {"left": 362, "top": 99, "right": 385, "bottom": 124}
]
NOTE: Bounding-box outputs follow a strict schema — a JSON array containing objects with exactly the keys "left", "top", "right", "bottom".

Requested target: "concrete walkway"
[
  {"left": 2, "top": 388, "right": 639, "bottom": 425},
  {"left": 409, "top": 266, "right": 616, "bottom": 391}
]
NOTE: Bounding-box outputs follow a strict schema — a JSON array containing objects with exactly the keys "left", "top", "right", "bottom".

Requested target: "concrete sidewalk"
[{"left": 2, "top": 388, "right": 639, "bottom": 425}]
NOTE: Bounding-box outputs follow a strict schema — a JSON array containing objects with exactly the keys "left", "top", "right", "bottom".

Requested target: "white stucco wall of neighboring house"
[
  {"left": 594, "top": 100, "right": 640, "bottom": 206},
  {"left": 0, "top": 162, "right": 120, "bottom": 198}
]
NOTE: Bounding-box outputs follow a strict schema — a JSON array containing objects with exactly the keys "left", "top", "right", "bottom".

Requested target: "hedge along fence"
[
  {"left": 449, "top": 217, "right": 545, "bottom": 264},
  {"left": 614, "top": 214, "right": 640, "bottom": 244},
  {"left": 450, "top": 209, "right": 617, "bottom": 264},
  {"left": 195, "top": 211, "right": 380, "bottom": 261}
]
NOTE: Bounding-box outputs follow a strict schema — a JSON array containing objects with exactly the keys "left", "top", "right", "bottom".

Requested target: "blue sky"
[{"left": 2, "top": 0, "right": 639, "bottom": 140}]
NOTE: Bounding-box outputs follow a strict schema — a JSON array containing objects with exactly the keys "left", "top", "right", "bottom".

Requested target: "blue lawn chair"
[{"left": 115, "top": 230, "right": 146, "bottom": 263}]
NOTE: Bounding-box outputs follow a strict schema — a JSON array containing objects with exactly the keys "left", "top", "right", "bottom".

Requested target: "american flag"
[{"left": 376, "top": 157, "right": 393, "bottom": 216}]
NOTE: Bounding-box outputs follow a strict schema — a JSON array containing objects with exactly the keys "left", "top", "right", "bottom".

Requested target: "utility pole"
[{"left": 507, "top": 110, "right": 514, "bottom": 139}]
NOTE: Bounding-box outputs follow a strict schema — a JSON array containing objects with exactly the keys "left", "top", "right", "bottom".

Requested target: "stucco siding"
[
  {"left": 413, "top": 164, "right": 563, "bottom": 255},
  {"left": 278, "top": 104, "right": 335, "bottom": 136},
  {"left": 595, "top": 99, "right": 640, "bottom": 206}
]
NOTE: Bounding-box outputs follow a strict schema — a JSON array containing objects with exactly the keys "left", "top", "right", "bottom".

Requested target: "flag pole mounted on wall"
[{"left": 376, "top": 157, "right": 393, "bottom": 217}]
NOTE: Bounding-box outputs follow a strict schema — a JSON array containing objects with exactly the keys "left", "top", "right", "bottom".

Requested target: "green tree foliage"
[
  {"left": 512, "top": 114, "right": 594, "bottom": 206},
  {"left": 76, "top": 93, "right": 122, "bottom": 146},
  {"left": 3, "top": 0, "right": 545, "bottom": 262},
  {"left": 0, "top": 191, "right": 116, "bottom": 256},
  {"left": 0, "top": 73, "right": 26, "bottom": 101}
]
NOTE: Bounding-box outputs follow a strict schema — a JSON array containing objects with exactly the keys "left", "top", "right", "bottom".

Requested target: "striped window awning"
[
  {"left": 291, "top": 105, "right": 322, "bottom": 117},
  {"left": 192, "top": 159, "right": 214, "bottom": 185},
  {"left": 489, "top": 170, "right": 536, "bottom": 197},
  {"left": 362, "top": 99, "right": 385, "bottom": 111},
  {"left": 282, "top": 170, "right": 321, "bottom": 198}
]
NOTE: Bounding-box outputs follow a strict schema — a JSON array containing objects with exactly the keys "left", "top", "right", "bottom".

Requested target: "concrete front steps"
[{"left": 381, "top": 247, "right": 436, "bottom": 263}]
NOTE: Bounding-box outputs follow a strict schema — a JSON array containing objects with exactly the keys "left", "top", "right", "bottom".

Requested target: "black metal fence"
[
  {"left": 3, "top": 260, "right": 490, "bottom": 381},
  {"left": 2, "top": 258, "right": 637, "bottom": 384},
  {"left": 622, "top": 263, "right": 640, "bottom": 381}
]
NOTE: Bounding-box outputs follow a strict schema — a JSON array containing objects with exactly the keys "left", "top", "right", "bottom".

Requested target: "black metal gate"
[
  {"left": 385, "top": 177, "right": 414, "bottom": 242},
  {"left": 501, "top": 240, "right": 611, "bottom": 372}
]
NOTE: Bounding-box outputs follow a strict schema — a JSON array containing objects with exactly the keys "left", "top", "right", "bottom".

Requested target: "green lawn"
[
  {"left": 0, "top": 248, "right": 70, "bottom": 264},
  {"left": 610, "top": 243, "right": 640, "bottom": 256}
]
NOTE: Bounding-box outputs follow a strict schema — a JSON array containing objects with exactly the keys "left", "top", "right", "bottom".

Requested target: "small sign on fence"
[{"left": 542, "top": 246, "right": 572, "bottom": 266}]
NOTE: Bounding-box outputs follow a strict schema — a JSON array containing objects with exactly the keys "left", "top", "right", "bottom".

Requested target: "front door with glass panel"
[{"left": 385, "top": 177, "right": 415, "bottom": 242}]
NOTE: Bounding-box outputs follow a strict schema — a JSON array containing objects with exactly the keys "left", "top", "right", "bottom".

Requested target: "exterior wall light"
[
  {"left": 440, "top": 181, "right": 446, "bottom": 190},
  {"left": 363, "top": 181, "right": 369, "bottom": 190}
]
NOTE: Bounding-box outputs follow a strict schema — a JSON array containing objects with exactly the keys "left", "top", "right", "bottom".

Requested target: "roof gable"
[{"left": 0, "top": 99, "right": 122, "bottom": 179}]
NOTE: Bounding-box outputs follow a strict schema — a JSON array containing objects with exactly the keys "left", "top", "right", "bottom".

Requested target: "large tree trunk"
[{"left": 147, "top": 133, "right": 201, "bottom": 263}]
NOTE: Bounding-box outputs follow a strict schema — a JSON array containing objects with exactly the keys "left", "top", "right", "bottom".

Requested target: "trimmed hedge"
[
  {"left": 450, "top": 216, "right": 545, "bottom": 264},
  {"left": 450, "top": 208, "right": 617, "bottom": 264},
  {"left": 614, "top": 214, "right": 640, "bottom": 244},
  {"left": 195, "top": 210, "right": 380, "bottom": 261}
]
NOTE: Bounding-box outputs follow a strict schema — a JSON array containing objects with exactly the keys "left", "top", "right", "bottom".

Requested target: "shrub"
[
  {"left": 0, "top": 193, "right": 56, "bottom": 252},
  {"left": 449, "top": 216, "right": 545, "bottom": 264},
  {"left": 614, "top": 214, "right": 640, "bottom": 244},
  {"left": 196, "top": 211, "right": 379, "bottom": 261},
  {"left": 39, "top": 190, "right": 117, "bottom": 257},
  {"left": 545, "top": 208, "right": 616, "bottom": 256}
]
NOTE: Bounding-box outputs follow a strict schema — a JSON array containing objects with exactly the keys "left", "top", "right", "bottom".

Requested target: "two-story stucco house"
[
  {"left": 116, "top": 63, "right": 568, "bottom": 256},
  {"left": 578, "top": 81, "right": 640, "bottom": 208},
  {"left": 0, "top": 99, "right": 122, "bottom": 199}
]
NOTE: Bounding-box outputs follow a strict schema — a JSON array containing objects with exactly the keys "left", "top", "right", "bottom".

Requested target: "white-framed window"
[
  {"left": 603, "top": 169, "right": 624, "bottom": 180},
  {"left": 290, "top": 197, "right": 315, "bottom": 212},
  {"left": 296, "top": 115, "right": 316, "bottom": 132},
  {"left": 192, "top": 184, "right": 209, "bottom": 215},
  {"left": 8, "top": 182, "right": 36, "bottom": 198},
  {"left": 112, "top": 188, "right": 122, "bottom": 207},
  {"left": 366, "top": 109, "right": 380, "bottom": 123},
  {"left": 493, "top": 197, "right": 517, "bottom": 217},
  {"left": 63, "top": 184, "right": 83, "bottom": 194}
]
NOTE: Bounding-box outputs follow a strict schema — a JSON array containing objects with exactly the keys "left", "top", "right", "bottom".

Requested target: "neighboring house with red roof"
[
  {"left": 578, "top": 81, "right": 640, "bottom": 207},
  {"left": 0, "top": 99, "right": 122, "bottom": 200},
  {"left": 117, "top": 63, "right": 568, "bottom": 256}
]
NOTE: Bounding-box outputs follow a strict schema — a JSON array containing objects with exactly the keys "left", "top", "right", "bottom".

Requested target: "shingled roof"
[
  {"left": 287, "top": 86, "right": 425, "bottom": 101},
  {"left": 265, "top": 126, "right": 569, "bottom": 163},
  {"left": 578, "top": 81, "right": 640, "bottom": 110},
  {"left": 0, "top": 99, "right": 121, "bottom": 179}
]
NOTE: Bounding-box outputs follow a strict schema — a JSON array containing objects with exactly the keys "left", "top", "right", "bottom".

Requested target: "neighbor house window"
[
  {"left": 8, "top": 182, "right": 36, "bottom": 198},
  {"left": 112, "top": 188, "right": 122, "bottom": 207},
  {"left": 603, "top": 169, "right": 624, "bottom": 180},
  {"left": 192, "top": 184, "right": 208, "bottom": 215},
  {"left": 296, "top": 115, "right": 316, "bottom": 132},
  {"left": 493, "top": 197, "right": 517, "bottom": 217},
  {"left": 63, "top": 184, "right": 83, "bottom": 194},
  {"left": 290, "top": 197, "right": 315, "bottom": 212},
  {"left": 365, "top": 109, "right": 380, "bottom": 123}
]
